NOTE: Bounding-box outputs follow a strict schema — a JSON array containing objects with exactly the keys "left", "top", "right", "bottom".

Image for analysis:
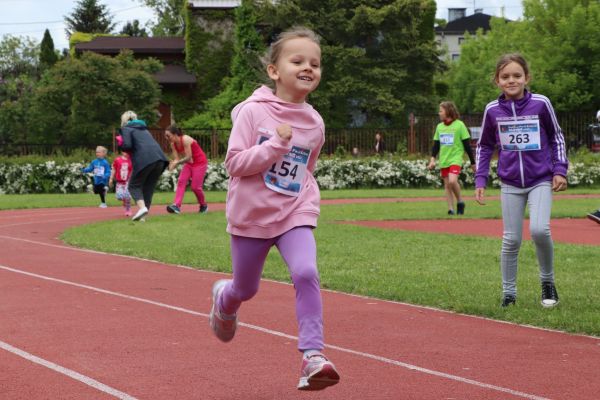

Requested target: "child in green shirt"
[{"left": 427, "top": 101, "right": 476, "bottom": 215}]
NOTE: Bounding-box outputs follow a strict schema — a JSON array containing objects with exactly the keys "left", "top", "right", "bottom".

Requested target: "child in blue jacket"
[{"left": 82, "top": 146, "right": 111, "bottom": 208}]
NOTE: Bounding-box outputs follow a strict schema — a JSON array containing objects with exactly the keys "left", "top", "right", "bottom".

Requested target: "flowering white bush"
[{"left": 0, "top": 159, "right": 597, "bottom": 194}]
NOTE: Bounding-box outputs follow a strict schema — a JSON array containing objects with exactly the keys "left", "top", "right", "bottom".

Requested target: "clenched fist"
[{"left": 276, "top": 124, "right": 292, "bottom": 141}]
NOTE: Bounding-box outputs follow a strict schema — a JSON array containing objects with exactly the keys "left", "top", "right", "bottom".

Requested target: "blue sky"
[{"left": 0, "top": 0, "right": 524, "bottom": 51}]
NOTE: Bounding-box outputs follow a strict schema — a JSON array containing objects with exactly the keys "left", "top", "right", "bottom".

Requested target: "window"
[
  {"left": 452, "top": 54, "right": 460, "bottom": 61},
  {"left": 458, "top": 37, "right": 465, "bottom": 45}
]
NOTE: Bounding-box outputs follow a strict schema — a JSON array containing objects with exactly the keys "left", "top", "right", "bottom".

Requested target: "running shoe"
[
  {"left": 209, "top": 279, "right": 237, "bottom": 342},
  {"left": 297, "top": 352, "right": 340, "bottom": 391},
  {"left": 457, "top": 201, "right": 465, "bottom": 215},
  {"left": 501, "top": 294, "right": 516, "bottom": 307},
  {"left": 199, "top": 204, "right": 208, "bottom": 213},
  {"left": 132, "top": 207, "right": 148, "bottom": 221},
  {"left": 541, "top": 282, "right": 559, "bottom": 307},
  {"left": 99, "top": 203, "right": 108, "bottom": 208},
  {"left": 587, "top": 210, "right": 600, "bottom": 224},
  {"left": 166, "top": 204, "right": 181, "bottom": 214}
]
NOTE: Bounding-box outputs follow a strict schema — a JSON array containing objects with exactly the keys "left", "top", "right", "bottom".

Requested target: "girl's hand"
[
  {"left": 470, "top": 164, "right": 476, "bottom": 173},
  {"left": 552, "top": 175, "right": 568, "bottom": 192},
  {"left": 475, "top": 187, "right": 486, "bottom": 205},
  {"left": 168, "top": 160, "right": 177, "bottom": 172},
  {"left": 427, "top": 159, "right": 435, "bottom": 170},
  {"left": 276, "top": 124, "right": 292, "bottom": 141}
]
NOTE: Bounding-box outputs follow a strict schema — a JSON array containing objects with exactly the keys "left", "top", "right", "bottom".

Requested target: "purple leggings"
[{"left": 219, "top": 226, "right": 323, "bottom": 351}]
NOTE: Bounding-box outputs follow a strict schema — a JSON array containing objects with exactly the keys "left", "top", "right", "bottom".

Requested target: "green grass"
[
  {"left": 1, "top": 186, "right": 597, "bottom": 210},
  {"left": 57, "top": 189, "right": 600, "bottom": 337}
]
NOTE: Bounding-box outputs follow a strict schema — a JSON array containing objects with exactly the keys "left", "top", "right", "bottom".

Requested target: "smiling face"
[
  {"left": 496, "top": 61, "right": 530, "bottom": 100},
  {"left": 267, "top": 37, "right": 322, "bottom": 103}
]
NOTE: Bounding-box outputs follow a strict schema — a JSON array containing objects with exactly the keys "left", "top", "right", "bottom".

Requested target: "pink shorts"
[{"left": 441, "top": 165, "right": 461, "bottom": 178}]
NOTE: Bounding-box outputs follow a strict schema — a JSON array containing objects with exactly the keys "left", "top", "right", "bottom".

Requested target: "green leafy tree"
[
  {"left": 257, "top": 0, "right": 441, "bottom": 127},
  {"left": 120, "top": 20, "right": 149, "bottom": 37},
  {"left": 184, "top": 0, "right": 265, "bottom": 129},
  {"left": 184, "top": 3, "right": 236, "bottom": 112},
  {"left": 0, "top": 75, "right": 36, "bottom": 149},
  {"left": 447, "top": 0, "right": 600, "bottom": 113},
  {"left": 29, "top": 51, "right": 161, "bottom": 145},
  {"left": 39, "top": 29, "right": 59, "bottom": 71},
  {"left": 139, "top": 0, "right": 186, "bottom": 36},
  {"left": 64, "top": 0, "right": 116, "bottom": 37},
  {"left": 0, "top": 35, "right": 39, "bottom": 79}
]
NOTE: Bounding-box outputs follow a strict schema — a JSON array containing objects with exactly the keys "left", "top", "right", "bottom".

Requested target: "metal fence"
[{"left": 3, "top": 110, "right": 598, "bottom": 157}]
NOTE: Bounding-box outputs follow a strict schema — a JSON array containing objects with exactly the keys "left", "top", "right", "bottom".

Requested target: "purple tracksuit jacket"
[{"left": 475, "top": 90, "right": 568, "bottom": 189}]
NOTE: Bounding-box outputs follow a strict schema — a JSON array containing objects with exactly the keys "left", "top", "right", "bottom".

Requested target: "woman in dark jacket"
[{"left": 119, "top": 110, "right": 168, "bottom": 221}]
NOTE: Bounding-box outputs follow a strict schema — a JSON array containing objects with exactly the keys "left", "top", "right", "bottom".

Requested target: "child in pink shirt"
[
  {"left": 109, "top": 143, "right": 133, "bottom": 216},
  {"left": 208, "top": 27, "right": 340, "bottom": 391}
]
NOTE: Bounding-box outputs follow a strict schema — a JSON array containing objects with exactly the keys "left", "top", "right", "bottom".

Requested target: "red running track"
[
  {"left": 343, "top": 218, "right": 600, "bottom": 246},
  {"left": 1, "top": 204, "right": 600, "bottom": 400}
]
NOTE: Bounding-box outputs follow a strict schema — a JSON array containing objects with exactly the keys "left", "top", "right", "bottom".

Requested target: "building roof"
[
  {"left": 188, "top": 0, "right": 241, "bottom": 9},
  {"left": 75, "top": 37, "right": 185, "bottom": 55},
  {"left": 435, "top": 13, "right": 497, "bottom": 35},
  {"left": 155, "top": 64, "right": 196, "bottom": 85}
]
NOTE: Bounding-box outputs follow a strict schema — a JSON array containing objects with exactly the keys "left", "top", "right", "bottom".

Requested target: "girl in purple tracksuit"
[{"left": 475, "top": 54, "right": 568, "bottom": 308}]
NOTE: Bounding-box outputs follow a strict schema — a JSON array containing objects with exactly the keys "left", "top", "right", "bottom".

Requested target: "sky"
[
  {"left": 435, "top": 0, "right": 524, "bottom": 21},
  {"left": 0, "top": 0, "right": 524, "bottom": 51},
  {"left": 0, "top": 0, "right": 156, "bottom": 51}
]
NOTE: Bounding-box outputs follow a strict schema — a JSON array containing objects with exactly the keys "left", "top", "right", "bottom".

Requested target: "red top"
[
  {"left": 112, "top": 155, "right": 133, "bottom": 183},
  {"left": 174, "top": 136, "right": 207, "bottom": 167}
]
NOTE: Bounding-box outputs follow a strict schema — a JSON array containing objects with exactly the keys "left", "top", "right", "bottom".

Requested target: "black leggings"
[
  {"left": 128, "top": 160, "right": 167, "bottom": 209},
  {"left": 93, "top": 184, "right": 107, "bottom": 203}
]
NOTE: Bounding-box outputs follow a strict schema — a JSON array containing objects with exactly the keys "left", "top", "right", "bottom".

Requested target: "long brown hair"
[{"left": 439, "top": 101, "right": 460, "bottom": 121}]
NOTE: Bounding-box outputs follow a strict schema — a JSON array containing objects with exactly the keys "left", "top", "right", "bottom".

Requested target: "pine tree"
[
  {"left": 120, "top": 20, "right": 148, "bottom": 37},
  {"left": 64, "top": 0, "right": 116, "bottom": 37},
  {"left": 39, "top": 29, "right": 58, "bottom": 70}
]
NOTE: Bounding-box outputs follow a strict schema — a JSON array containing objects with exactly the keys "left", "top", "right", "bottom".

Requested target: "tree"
[
  {"left": 29, "top": 51, "right": 161, "bottom": 145},
  {"left": 139, "top": 0, "right": 186, "bottom": 36},
  {"left": 120, "top": 20, "right": 149, "bottom": 37},
  {"left": 0, "top": 35, "right": 39, "bottom": 79},
  {"left": 220, "top": 0, "right": 440, "bottom": 127},
  {"left": 447, "top": 0, "right": 600, "bottom": 113},
  {"left": 184, "top": 0, "right": 265, "bottom": 128},
  {"left": 64, "top": 0, "right": 116, "bottom": 37},
  {"left": 39, "top": 29, "right": 59, "bottom": 70}
]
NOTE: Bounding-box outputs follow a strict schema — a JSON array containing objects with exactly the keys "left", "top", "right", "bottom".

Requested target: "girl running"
[
  {"left": 109, "top": 145, "right": 133, "bottom": 216},
  {"left": 208, "top": 27, "right": 340, "bottom": 391},
  {"left": 475, "top": 53, "right": 568, "bottom": 308},
  {"left": 164, "top": 124, "right": 209, "bottom": 214}
]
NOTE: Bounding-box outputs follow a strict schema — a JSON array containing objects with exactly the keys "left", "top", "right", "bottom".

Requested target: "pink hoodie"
[{"left": 225, "top": 85, "right": 325, "bottom": 238}]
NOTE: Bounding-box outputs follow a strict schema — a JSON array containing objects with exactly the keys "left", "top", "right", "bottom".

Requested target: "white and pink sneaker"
[{"left": 297, "top": 352, "right": 340, "bottom": 390}]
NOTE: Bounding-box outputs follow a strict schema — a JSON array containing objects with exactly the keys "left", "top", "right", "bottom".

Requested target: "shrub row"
[{"left": 0, "top": 159, "right": 599, "bottom": 194}]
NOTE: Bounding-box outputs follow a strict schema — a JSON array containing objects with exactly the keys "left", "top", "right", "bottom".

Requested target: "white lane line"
[
  {"left": 0, "top": 340, "right": 137, "bottom": 400},
  {"left": 0, "top": 264, "right": 550, "bottom": 400}
]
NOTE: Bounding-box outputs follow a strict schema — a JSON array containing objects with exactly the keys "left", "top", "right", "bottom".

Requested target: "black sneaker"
[
  {"left": 447, "top": 210, "right": 455, "bottom": 215},
  {"left": 457, "top": 201, "right": 465, "bottom": 215},
  {"left": 501, "top": 294, "right": 516, "bottom": 307},
  {"left": 541, "top": 282, "right": 559, "bottom": 307},
  {"left": 587, "top": 210, "right": 600, "bottom": 224},
  {"left": 199, "top": 204, "right": 208, "bottom": 214},
  {"left": 166, "top": 204, "right": 181, "bottom": 214}
]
